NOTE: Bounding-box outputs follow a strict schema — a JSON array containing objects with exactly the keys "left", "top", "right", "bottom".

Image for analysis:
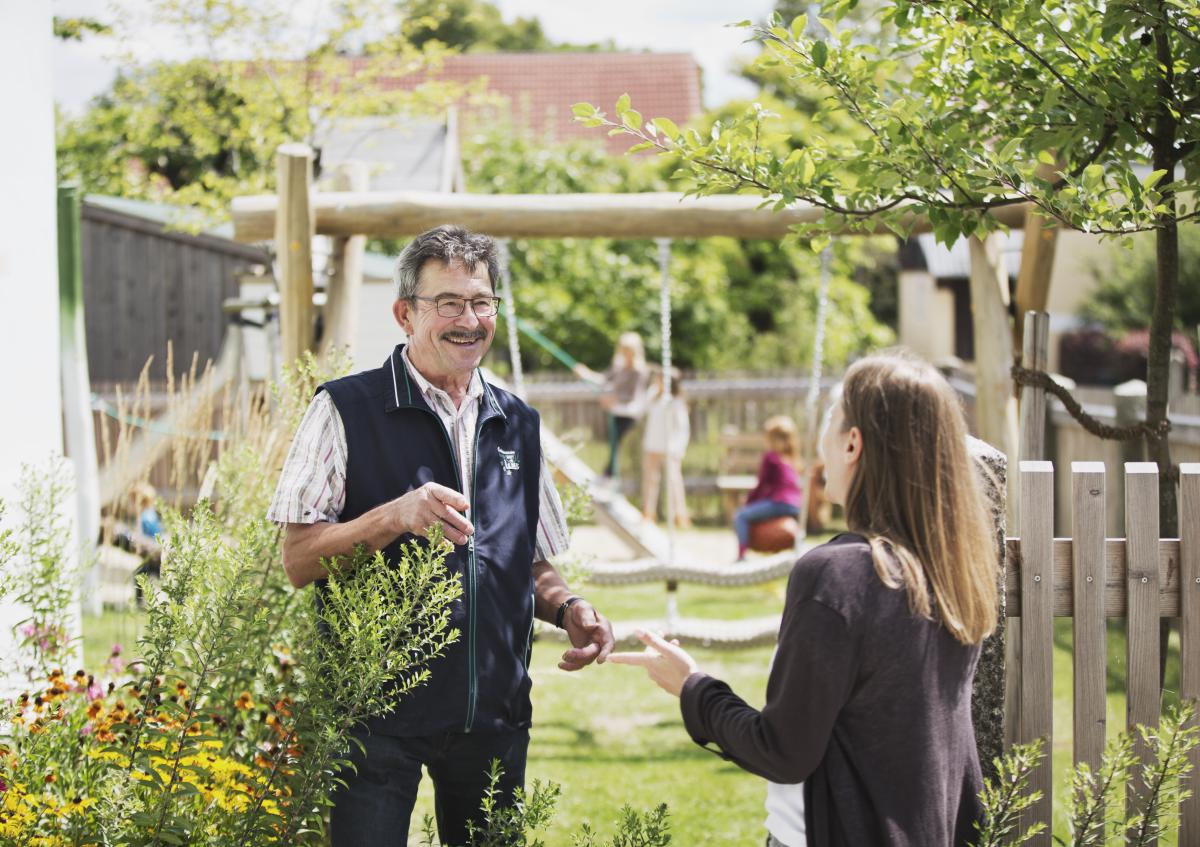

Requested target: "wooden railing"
[{"left": 1006, "top": 461, "right": 1200, "bottom": 845}]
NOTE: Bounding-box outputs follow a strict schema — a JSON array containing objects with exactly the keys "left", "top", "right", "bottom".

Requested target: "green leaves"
[
  {"left": 811, "top": 39, "right": 828, "bottom": 69},
  {"left": 573, "top": 0, "right": 1200, "bottom": 247}
]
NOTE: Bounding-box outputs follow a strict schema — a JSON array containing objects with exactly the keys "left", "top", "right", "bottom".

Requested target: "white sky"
[{"left": 52, "top": 0, "right": 776, "bottom": 115}]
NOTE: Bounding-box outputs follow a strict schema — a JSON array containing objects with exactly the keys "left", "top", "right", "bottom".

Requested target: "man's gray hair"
[{"left": 393, "top": 225, "right": 500, "bottom": 300}]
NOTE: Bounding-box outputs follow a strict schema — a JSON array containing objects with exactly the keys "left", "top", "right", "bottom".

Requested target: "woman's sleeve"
[{"left": 679, "top": 595, "right": 856, "bottom": 784}]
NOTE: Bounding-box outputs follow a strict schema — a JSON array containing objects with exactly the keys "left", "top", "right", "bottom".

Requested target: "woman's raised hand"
[{"left": 608, "top": 630, "right": 699, "bottom": 697}]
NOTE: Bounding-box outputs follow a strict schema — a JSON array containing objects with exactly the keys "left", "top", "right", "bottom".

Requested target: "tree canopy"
[
  {"left": 580, "top": 0, "right": 1200, "bottom": 528},
  {"left": 55, "top": 0, "right": 467, "bottom": 216}
]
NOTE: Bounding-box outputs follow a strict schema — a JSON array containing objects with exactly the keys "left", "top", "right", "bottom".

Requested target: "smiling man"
[{"left": 267, "top": 225, "right": 614, "bottom": 847}]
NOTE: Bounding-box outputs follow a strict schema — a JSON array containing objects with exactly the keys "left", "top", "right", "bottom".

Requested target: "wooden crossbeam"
[{"left": 231, "top": 189, "right": 1033, "bottom": 242}]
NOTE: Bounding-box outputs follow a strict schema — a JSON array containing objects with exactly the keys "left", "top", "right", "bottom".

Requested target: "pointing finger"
[{"left": 606, "top": 651, "right": 659, "bottom": 667}]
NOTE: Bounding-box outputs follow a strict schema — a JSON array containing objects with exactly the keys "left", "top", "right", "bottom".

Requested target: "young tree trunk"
[
  {"left": 1150, "top": 214, "right": 1178, "bottom": 536},
  {"left": 1149, "top": 5, "right": 1179, "bottom": 536}
]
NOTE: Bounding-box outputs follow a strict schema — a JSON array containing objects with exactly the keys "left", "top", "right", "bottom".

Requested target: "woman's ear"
[{"left": 845, "top": 426, "right": 863, "bottom": 468}]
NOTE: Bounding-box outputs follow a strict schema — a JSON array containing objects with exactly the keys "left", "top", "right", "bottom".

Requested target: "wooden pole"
[
  {"left": 967, "top": 234, "right": 1019, "bottom": 466},
  {"left": 1019, "top": 311, "right": 1050, "bottom": 462},
  {"left": 232, "top": 190, "right": 1033, "bottom": 243},
  {"left": 1014, "top": 212, "right": 1059, "bottom": 353},
  {"left": 275, "top": 143, "right": 315, "bottom": 365},
  {"left": 321, "top": 161, "right": 368, "bottom": 362},
  {"left": 1008, "top": 310, "right": 1049, "bottom": 747}
]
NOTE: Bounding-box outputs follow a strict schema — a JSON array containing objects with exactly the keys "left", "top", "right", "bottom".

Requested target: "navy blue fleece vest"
[{"left": 320, "top": 345, "right": 542, "bottom": 736}]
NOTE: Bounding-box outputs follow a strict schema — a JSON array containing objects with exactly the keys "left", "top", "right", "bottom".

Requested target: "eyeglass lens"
[{"left": 436, "top": 297, "right": 499, "bottom": 317}]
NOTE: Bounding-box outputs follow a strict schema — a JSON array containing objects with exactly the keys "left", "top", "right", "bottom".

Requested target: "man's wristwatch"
[{"left": 555, "top": 596, "right": 584, "bottom": 629}]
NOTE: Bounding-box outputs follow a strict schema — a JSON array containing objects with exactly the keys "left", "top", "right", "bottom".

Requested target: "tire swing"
[{"left": 749, "top": 515, "right": 802, "bottom": 553}]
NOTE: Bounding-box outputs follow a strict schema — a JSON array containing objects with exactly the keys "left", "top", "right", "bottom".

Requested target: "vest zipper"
[
  {"left": 464, "top": 418, "right": 484, "bottom": 732},
  {"left": 410, "top": 405, "right": 474, "bottom": 731}
]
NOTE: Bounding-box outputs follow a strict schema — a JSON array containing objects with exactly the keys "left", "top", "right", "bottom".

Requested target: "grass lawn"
[{"left": 81, "top": 572, "right": 1186, "bottom": 844}]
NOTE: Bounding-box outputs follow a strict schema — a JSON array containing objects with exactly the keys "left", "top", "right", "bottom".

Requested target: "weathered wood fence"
[{"left": 1006, "top": 461, "right": 1200, "bottom": 844}]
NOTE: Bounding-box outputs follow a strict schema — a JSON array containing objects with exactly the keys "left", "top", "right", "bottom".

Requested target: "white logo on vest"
[{"left": 497, "top": 447, "right": 521, "bottom": 475}]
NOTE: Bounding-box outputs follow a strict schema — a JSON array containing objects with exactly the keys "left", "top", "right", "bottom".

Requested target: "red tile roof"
[{"left": 358, "top": 52, "right": 702, "bottom": 153}]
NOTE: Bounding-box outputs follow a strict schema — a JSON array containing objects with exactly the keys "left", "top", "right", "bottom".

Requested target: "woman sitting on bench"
[{"left": 733, "top": 415, "right": 802, "bottom": 561}]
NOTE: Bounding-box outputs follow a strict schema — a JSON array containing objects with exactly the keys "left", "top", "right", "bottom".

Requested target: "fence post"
[
  {"left": 1114, "top": 380, "right": 1147, "bottom": 527},
  {"left": 1180, "top": 463, "right": 1200, "bottom": 847},
  {"left": 1020, "top": 311, "right": 1050, "bottom": 461},
  {"left": 1018, "top": 460, "right": 1054, "bottom": 845},
  {"left": 1125, "top": 462, "right": 1160, "bottom": 824},
  {"left": 275, "top": 143, "right": 315, "bottom": 366},
  {"left": 1008, "top": 311, "right": 1049, "bottom": 746}
]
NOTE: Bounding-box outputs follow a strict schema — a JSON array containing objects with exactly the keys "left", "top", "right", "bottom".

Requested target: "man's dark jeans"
[{"left": 329, "top": 728, "right": 530, "bottom": 847}]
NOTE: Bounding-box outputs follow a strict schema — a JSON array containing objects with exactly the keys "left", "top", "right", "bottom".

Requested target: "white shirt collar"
[{"left": 401, "top": 345, "right": 483, "bottom": 412}]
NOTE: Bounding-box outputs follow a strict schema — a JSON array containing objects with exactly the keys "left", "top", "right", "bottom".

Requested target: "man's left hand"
[{"left": 559, "top": 601, "right": 615, "bottom": 671}]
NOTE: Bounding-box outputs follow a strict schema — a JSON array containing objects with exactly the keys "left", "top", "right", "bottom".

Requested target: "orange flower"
[{"left": 234, "top": 692, "right": 254, "bottom": 710}]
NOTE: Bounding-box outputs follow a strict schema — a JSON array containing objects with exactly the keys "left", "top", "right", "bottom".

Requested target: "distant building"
[
  {"left": 358, "top": 52, "right": 703, "bottom": 153},
  {"left": 315, "top": 113, "right": 464, "bottom": 192},
  {"left": 897, "top": 229, "right": 1107, "bottom": 373}
]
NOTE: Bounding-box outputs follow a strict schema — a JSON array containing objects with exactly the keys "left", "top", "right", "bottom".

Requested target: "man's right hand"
[{"left": 390, "top": 482, "right": 473, "bottom": 546}]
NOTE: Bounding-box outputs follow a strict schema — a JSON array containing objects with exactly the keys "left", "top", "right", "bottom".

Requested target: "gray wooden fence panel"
[
  {"left": 1018, "top": 460, "right": 1055, "bottom": 845},
  {"left": 1180, "top": 464, "right": 1200, "bottom": 847},
  {"left": 1125, "top": 462, "right": 1160, "bottom": 832},
  {"left": 1071, "top": 462, "right": 1107, "bottom": 785},
  {"left": 81, "top": 200, "right": 267, "bottom": 383}
]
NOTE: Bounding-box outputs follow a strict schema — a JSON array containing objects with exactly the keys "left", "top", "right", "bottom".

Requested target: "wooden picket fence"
[{"left": 1007, "top": 461, "right": 1200, "bottom": 845}]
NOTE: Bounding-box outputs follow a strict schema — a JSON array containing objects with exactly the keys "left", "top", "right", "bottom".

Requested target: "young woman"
[
  {"left": 733, "top": 415, "right": 803, "bottom": 560},
  {"left": 574, "top": 332, "right": 649, "bottom": 480},
  {"left": 611, "top": 353, "right": 999, "bottom": 847}
]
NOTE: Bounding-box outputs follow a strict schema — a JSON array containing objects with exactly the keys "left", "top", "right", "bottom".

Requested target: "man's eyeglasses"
[{"left": 410, "top": 295, "right": 502, "bottom": 318}]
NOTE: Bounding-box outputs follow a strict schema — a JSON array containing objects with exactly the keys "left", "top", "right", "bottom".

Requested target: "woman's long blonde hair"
[
  {"left": 612, "top": 332, "right": 646, "bottom": 370},
  {"left": 839, "top": 353, "right": 998, "bottom": 645}
]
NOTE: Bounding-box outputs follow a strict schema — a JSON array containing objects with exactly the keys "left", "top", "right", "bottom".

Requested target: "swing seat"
[{"left": 749, "top": 515, "right": 800, "bottom": 554}]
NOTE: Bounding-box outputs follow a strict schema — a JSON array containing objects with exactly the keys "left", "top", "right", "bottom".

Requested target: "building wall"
[
  {"left": 0, "top": 2, "right": 73, "bottom": 686},
  {"left": 1043, "top": 229, "right": 1108, "bottom": 373},
  {"left": 897, "top": 269, "right": 956, "bottom": 362}
]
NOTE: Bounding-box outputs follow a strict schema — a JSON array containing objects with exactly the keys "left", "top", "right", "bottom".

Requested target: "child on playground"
[
  {"left": 610, "top": 352, "right": 999, "bottom": 847},
  {"left": 641, "top": 366, "right": 691, "bottom": 528},
  {"left": 734, "top": 415, "right": 802, "bottom": 561}
]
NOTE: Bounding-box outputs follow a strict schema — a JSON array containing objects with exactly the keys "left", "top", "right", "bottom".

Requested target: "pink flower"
[
  {"left": 87, "top": 681, "right": 104, "bottom": 700},
  {"left": 109, "top": 644, "right": 122, "bottom": 657},
  {"left": 79, "top": 723, "right": 93, "bottom": 737}
]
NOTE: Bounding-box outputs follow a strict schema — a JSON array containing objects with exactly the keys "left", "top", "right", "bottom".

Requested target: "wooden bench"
[
  {"left": 715, "top": 428, "right": 829, "bottom": 532},
  {"left": 715, "top": 430, "right": 764, "bottom": 523}
]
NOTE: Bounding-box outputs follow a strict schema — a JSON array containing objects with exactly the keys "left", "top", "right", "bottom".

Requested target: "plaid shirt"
[{"left": 267, "top": 349, "right": 569, "bottom": 561}]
